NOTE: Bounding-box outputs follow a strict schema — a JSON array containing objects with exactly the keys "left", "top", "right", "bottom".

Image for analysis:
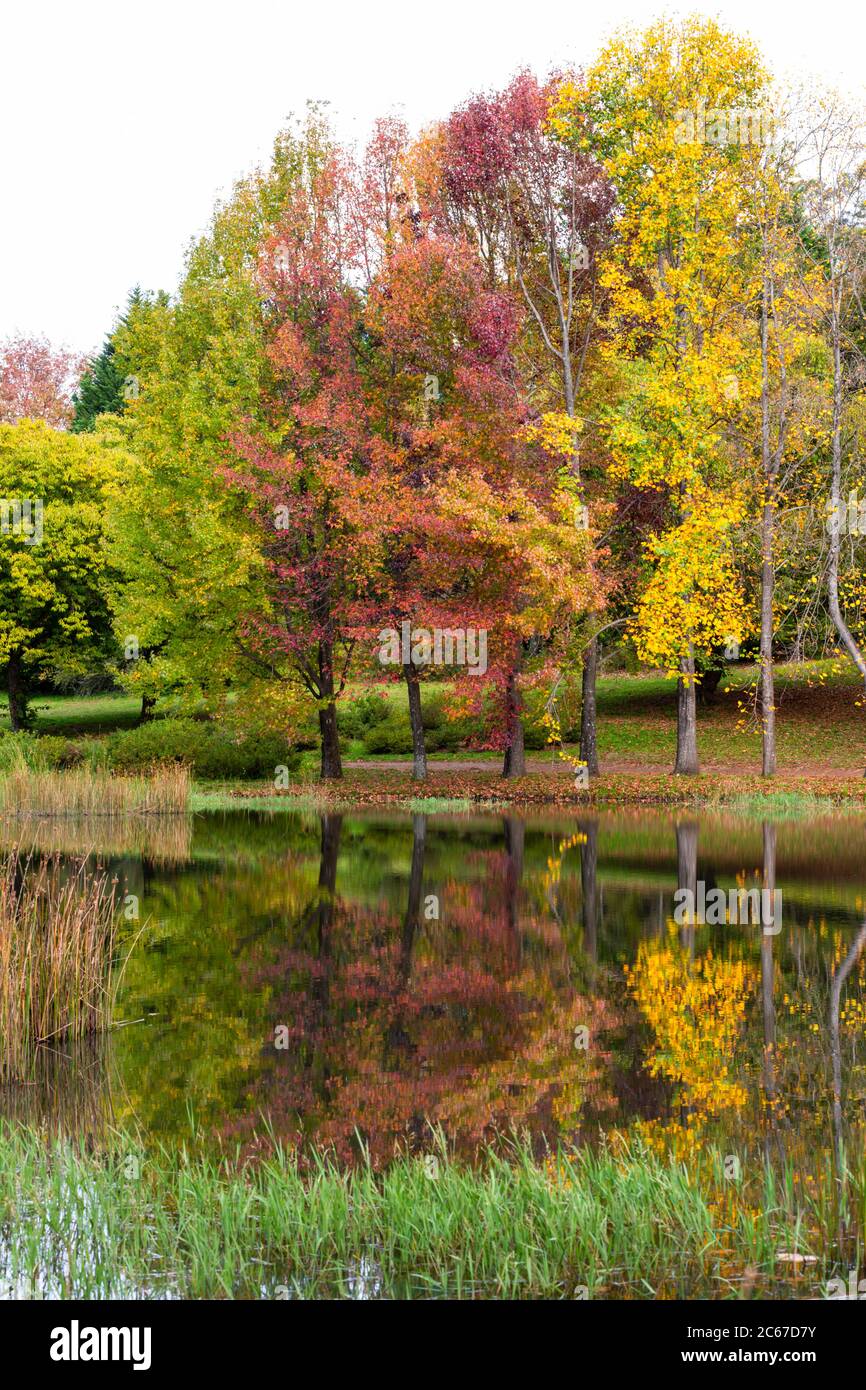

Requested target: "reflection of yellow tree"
[
  {"left": 626, "top": 935, "right": 754, "bottom": 1118},
  {"left": 542, "top": 831, "right": 586, "bottom": 893}
]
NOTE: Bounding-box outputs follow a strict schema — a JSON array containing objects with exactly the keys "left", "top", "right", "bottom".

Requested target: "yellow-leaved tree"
[{"left": 550, "top": 16, "right": 771, "bottom": 772}]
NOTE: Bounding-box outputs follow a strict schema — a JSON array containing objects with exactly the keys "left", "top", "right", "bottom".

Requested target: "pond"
[{"left": 4, "top": 807, "right": 865, "bottom": 1182}]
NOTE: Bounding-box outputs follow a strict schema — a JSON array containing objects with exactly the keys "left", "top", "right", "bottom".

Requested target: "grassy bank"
[
  {"left": 216, "top": 767, "right": 866, "bottom": 813},
  {"left": 3, "top": 661, "right": 866, "bottom": 812},
  {"left": 5, "top": 661, "right": 866, "bottom": 772},
  {"left": 0, "top": 1128, "right": 854, "bottom": 1299}
]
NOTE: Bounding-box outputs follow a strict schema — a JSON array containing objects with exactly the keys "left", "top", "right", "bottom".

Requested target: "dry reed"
[
  {"left": 0, "top": 853, "right": 118, "bottom": 1081},
  {"left": 0, "top": 763, "right": 190, "bottom": 818}
]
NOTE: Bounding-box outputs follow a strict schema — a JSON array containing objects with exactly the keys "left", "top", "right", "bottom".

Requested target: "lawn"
[
  {"left": 0, "top": 692, "right": 143, "bottom": 736},
  {"left": 2, "top": 660, "right": 865, "bottom": 778}
]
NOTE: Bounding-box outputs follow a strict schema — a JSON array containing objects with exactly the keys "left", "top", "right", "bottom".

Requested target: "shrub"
[
  {"left": 363, "top": 711, "right": 414, "bottom": 754},
  {"left": 358, "top": 688, "right": 480, "bottom": 755},
  {"left": 337, "top": 690, "right": 393, "bottom": 739},
  {"left": 105, "top": 718, "right": 300, "bottom": 781},
  {"left": 29, "top": 735, "right": 84, "bottom": 769}
]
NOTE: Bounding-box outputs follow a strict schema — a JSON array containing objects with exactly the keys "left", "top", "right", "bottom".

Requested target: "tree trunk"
[
  {"left": 826, "top": 291, "right": 866, "bottom": 761},
  {"left": 580, "top": 818, "right": 599, "bottom": 964},
  {"left": 676, "top": 819, "right": 699, "bottom": 956},
  {"left": 759, "top": 490, "right": 776, "bottom": 776},
  {"left": 318, "top": 703, "right": 342, "bottom": 780},
  {"left": 502, "top": 664, "right": 526, "bottom": 778},
  {"left": 139, "top": 694, "right": 156, "bottom": 725},
  {"left": 403, "top": 662, "right": 427, "bottom": 781},
  {"left": 6, "top": 650, "right": 29, "bottom": 732},
  {"left": 759, "top": 264, "right": 777, "bottom": 777},
  {"left": 673, "top": 647, "right": 699, "bottom": 775},
  {"left": 317, "top": 641, "right": 343, "bottom": 780},
  {"left": 579, "top": 636, "right": 599, "bottom": 776}
]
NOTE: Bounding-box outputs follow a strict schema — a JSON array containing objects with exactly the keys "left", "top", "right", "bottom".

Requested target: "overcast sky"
[{"left": 3, "top": 0, "right": 864, "bottom": 357}]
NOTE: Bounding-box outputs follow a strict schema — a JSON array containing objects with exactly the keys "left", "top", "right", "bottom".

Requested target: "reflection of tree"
[
  {"left": 761, "top": 823, "right": 777, "bottom": 1107},
  {"left": 111, "top": 853, "right": 318, "bottom": 1140},
  {"left": 385, "top": 813, "right": 425, "bottom": 1062},
  {"left": 237, "top": 815, "right": 618, "bottom": 1164},
  {"left": 829, "top": 920, "right": 866, "bottom": 1167},
  {"left": 626, "top": 938, "right": 753, "bottom": 1121},
  {"left": 676, "top": 819, "right": 698, "bottom": 957},
  {"left": 503, "top": 817, "right": 524, "bottom": 954},
  {"left": 580, "top": 819, "right": 598, "bottom": 966}
]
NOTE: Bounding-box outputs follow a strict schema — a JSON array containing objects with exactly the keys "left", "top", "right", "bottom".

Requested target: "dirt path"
[{"left": 345, "top": 757, "right": 864, "bottom": 779}]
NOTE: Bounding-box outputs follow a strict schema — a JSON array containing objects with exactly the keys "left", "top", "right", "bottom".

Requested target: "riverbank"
[{"left": 209, "top": 767, "right": 866, "bottom": 814}]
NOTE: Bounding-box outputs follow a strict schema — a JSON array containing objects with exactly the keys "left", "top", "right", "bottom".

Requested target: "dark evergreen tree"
[
  {"left": 70, "top": 336, "right": 126, "bottom": 431},
  {"left": 70, "top": 288, "right": 146, "bottom": 432}
]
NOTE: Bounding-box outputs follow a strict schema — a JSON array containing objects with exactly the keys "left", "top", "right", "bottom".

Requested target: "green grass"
[
  {"left": 721, "top": 791, "right": 861, "bottom": 820},
  {"left": 0, "top": 693, "right": 143, "bottom": 736},
  {"left": 406, "top": 796, "right": 494, "bottom": 812},
  {"left": 189, "top": 787, "right": 319, "bottom": 814},
  {"left": 4, "top": 659, "right": 866, "bottom": 780},
  {"left": 590, "top": 661, "right": 866, "bottom": 768},
  {"left": 0, "top": 1127, "right": 843, "bottom": 1299}
]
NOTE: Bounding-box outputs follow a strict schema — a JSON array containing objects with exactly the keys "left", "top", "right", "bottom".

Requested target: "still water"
[{"left": 4, "top": 808, "right": 866, "bottom": 1175}]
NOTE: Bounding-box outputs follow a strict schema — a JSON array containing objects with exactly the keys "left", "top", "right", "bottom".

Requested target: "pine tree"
[
  {"left": 70, "top": 336, "right": 126, "bottom": 431},
  {"left": 70, "top": 289, "right": 147, "bottom": 432}
]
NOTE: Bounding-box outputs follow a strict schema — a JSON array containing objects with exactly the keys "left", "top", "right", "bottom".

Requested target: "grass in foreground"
[{"left": 0, "top": 1128, "right": 855, "bottom": 1300}]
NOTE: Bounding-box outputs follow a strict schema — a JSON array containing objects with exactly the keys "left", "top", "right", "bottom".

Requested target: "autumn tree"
[
  {"left": 800, "top": 96, "right": 866, "bottom": 742},
  {"left": 222, "top": 129, "right": 398, "bottom": 779},
  {"left": 0, "top": 421, "right": 119, "bottom": 729},
  {"left": 551, "top": 17, "right": 770, "bottom": 773},
  {"left": 365, "top": 228, "right": 543, "bottom": 777},
  {"left": 736, "top": 115, "right": 828, "bottom": 775},
  {"left": 425, "top": 72, "right": 615, "bottom": 774},
  {"left": 0, "top": 335, "right": 81, "bottom": 429}
]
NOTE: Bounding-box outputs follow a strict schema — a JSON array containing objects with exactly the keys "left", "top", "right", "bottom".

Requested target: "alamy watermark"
[
  {"left": 378, "top": 620, "right": 487, "bottom": 676},
  {"left": 673, "top": 881, "right": 782, "bottom": 934},
  {"left": 674, "top": 99, "right": 776, "bottom": 147},
  {"left": 0, "top": 497, "right": 43, "bottom": 544},
  {"left": 826, "top": 492, "right": 866, "bottom": 537}
]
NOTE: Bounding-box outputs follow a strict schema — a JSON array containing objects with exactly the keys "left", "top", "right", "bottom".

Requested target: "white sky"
[{"left": 2, "top": 0, "right": 864, "bottom": 356}]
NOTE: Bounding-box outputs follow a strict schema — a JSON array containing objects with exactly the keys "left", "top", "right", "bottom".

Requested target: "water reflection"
[{"left": 2, "top": 807, "right": 865, "bottom": 1187}]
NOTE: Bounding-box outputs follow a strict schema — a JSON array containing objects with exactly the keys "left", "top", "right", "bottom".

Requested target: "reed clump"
[
  {"left": 0, "top": 763, "right": 190, "bottom": 817},
  {"left": 0, "top": 853, "right": 118, "bottom": 1081}
]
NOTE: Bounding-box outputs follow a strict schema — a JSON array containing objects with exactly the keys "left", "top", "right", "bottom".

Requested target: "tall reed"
[
  {"left": 0, "top": 763, "right": 190, "bottom": 817},
  {"left": 0, "top": 1130, "right": 848, "bottom": 1300},
  {"left": 0, "top": 853, "right": 118, "bottom": 1081}
]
